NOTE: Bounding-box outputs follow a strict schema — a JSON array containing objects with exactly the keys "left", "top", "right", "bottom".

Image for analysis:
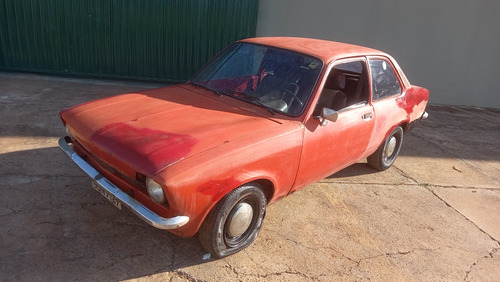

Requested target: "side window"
[
  {"left": 314, "top": 60, "right": 369, "bottom": 116},
  {"left": 369, "top": 59, "right": 401, "bottom": 100}
]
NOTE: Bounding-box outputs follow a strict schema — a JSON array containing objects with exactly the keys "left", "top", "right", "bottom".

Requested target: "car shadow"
[
  {"left": 327, "top": 163, "right": 379, "bottom": 179},
  {"left": 0, "top": 147, "right": 213, "bottom": 281}
]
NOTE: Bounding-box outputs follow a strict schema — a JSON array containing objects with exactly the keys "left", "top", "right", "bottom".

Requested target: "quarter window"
[{"left": 369, "top": 59, "right": 401, "bottom": 100}]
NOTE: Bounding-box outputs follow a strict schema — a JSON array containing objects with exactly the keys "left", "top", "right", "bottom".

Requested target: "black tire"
[
  {"left": 198, "top": 183, "right": 267, "bottom": 258},
  {"left": 367, "top": 126, "right": 404, "bottom": 171}
]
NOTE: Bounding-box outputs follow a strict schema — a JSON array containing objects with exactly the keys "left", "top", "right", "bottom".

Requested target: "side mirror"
[{"left": 318, "top": 108, "right": 339, "bottom": 126}]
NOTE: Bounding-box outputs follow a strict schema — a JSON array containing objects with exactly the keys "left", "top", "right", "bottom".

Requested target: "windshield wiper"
[
  {"left": 223, "top": 89, "right": 275, "bottom": 116},
  {"left": 188, "top": 81, "right": 223, "bottom": 97}
]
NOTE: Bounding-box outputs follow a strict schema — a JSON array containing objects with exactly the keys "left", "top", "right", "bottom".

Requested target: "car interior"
[{"left": 314, "top": 60, "right": 369, "bottom": 116}]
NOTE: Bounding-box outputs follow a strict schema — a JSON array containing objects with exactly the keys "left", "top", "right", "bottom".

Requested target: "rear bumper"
[{"left": 58, "top": 136, "right": 189, "bottom": 230}]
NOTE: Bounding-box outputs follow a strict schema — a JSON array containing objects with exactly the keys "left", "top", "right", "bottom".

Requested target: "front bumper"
[{"left": 58, "top": 137, "right": 189, "bottom": 230}]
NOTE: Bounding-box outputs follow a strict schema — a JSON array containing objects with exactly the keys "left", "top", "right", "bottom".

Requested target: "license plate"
[{"left": 92, "top": 181, "right": 122, "bottom": 210}]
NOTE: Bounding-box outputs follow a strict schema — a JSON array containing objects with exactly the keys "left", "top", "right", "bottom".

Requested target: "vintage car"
[{"left": 59, "top": 37, "right": 429, "bottom": 258}]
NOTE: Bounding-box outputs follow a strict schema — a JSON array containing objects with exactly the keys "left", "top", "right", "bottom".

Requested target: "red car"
[{"left": 59, "top": 37, "right": 429, "bottom": 258}]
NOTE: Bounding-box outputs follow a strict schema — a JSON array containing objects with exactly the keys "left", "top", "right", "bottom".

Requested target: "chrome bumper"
[{"left": 58, "top": 137, "right": 189, "bottom": 230}]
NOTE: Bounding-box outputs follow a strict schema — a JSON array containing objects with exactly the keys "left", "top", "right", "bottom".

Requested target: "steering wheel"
[{"left": 282, "top": 87, "right": 303, "bottom": 107}]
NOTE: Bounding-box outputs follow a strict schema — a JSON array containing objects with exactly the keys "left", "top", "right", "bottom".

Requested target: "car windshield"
[{"left": 190, "top": 43, "right": 323, "bottom": 116}]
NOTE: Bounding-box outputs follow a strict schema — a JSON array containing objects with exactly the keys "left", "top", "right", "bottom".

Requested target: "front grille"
[{"left": 72, "top": 140, "right": 147, "bottom": 191}]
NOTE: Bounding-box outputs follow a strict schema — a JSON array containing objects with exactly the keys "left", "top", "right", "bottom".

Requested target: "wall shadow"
[{"left": 395, "top": 105, "right": 500, "bottom": 162}]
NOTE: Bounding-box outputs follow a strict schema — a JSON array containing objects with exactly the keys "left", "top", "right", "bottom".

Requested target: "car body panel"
[
  {"left": 62, "top": 84, "right": 286, "bottom": 178},
  {"left": 157, "top": 119, "right": 304, "bottom": 237},
  {"left": 293, "top": 103, "right": 375, "bottom": 191},
  {"left": 240, "top": 37, "right": 386, "bottom": 64},
  {"left": 59, "top": 37, "right": 429, "bottom": 238}
]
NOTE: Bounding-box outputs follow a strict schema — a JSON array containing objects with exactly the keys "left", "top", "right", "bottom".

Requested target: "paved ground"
[{"left": 1, "top": 72, "right": 499, "bottom": 281}]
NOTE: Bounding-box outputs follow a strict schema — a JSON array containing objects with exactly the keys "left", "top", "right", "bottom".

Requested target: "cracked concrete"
[{"left": 1, "top": 72, "right": 499, "bottom": 281}]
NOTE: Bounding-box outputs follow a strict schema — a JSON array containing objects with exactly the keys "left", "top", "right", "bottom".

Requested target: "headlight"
[{"left": 146, "top": 178, "right": 166, "bottom": 204}]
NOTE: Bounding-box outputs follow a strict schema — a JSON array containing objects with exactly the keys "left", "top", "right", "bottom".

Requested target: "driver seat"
[{"left": 319, "top": 73, "right": 347, "bottom": 111}]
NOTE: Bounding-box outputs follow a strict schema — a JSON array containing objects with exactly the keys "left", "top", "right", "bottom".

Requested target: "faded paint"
[
  {"left": 91, "top": 124, "right": 197, "bottom": 177},
  {"left": 59, "top": 37, "right": 429, "bottom": 238},
  {"left": 398, "top": 86, "right": 430, "bottom": 119}
]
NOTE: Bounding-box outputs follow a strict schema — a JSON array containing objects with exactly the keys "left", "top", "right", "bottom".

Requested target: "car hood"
[{"left": 61, "top": 84, "right": 282, "bottom": 177}]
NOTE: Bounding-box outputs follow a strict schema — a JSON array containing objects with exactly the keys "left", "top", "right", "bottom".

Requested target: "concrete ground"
[{"left": 1, "top": 72, "right": 499, "bottom": 281}]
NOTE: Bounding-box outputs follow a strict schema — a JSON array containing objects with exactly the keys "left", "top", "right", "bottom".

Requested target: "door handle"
[{"left": 362, "top": 112, "right": 373, "bottom": 120}]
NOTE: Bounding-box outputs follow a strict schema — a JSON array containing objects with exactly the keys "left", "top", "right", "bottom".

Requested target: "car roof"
[{"left": 240, "top": 37, "right": 388, "bottom": 63}]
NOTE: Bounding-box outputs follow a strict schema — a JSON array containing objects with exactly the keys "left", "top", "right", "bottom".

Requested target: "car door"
[{"left": 292, "top": 59, "right": 375, "bottom": 191}]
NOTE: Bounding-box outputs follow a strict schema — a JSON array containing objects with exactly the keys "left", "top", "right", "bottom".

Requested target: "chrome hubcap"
[
  {"left": 384, "top": 136, "right": 397, "bottom": 159},
  {"left": 227, "top": 203, "right": 254, "bottom": 237}
]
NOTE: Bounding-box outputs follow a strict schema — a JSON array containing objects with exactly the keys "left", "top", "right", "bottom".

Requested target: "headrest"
[{"left": 325, "top": 73, "right": 346, "bottom": 89}]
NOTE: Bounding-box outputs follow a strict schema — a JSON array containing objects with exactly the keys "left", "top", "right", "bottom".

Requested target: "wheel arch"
[
  {"left": 251, "top": 178, "right": 275, "bottom": 204},
  {"left": 399, "top": 120, "right": 410, "bottom": 133},
  {"left": 197, "top": 179, "right": 270, "bottom": 257},
  {"left": 378, "top": 121, "right": 407, "bottom": 147},
  {"left": 182, "top": 177, "right": 275, "bottom": 238}
]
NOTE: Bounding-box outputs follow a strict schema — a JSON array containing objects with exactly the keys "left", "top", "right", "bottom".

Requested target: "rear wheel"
[
  {"left": 198, "top": 183, "right": 266, "bottom": 258},
  {"left": 367, "top": 126, "right": 404, "bottom": 171}
]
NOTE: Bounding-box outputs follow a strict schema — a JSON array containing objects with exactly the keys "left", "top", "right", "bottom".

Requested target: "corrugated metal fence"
[{"left": 0, "top": 0, "right": 259, "bottom": 82}]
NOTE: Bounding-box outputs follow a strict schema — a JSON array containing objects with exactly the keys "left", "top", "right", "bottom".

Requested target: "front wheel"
[
  {"left": 198, "top": 183, "right": 267, "bottom": 258},
  {"left": 367, "top": 126, "right": 404, "bottom": 171}
]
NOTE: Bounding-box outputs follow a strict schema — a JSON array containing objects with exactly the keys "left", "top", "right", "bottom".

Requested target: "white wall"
[{"left": 256, "top": 0, "right": 500, "bottom": 108}]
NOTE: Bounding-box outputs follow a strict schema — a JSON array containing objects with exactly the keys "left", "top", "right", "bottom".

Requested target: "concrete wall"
[{"left": 256, "top": 0, "right": 500, "bottom": 108}]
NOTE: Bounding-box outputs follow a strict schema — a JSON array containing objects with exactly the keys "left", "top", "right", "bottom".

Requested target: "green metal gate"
[{"left": 0, "top": 0, "right": 259, "bottom": 82}]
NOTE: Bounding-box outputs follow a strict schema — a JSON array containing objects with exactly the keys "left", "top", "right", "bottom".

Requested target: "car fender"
[{"left": 157, "top": 121, "right": 304, "bottom": 237}]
